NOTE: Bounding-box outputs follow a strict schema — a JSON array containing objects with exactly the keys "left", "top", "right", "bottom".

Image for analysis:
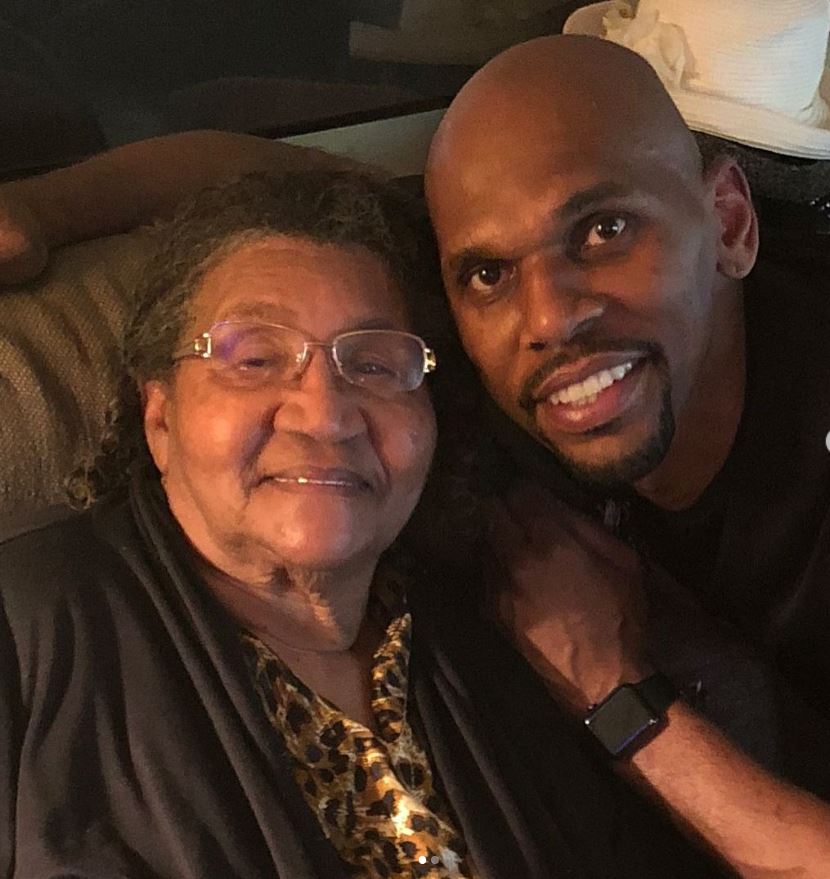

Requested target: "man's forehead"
[
  {"left": 432, "top": 150, "right": 677, "bottom": 263},
  {"left": 426, "top": 35, "right": 701, "bottom": 240}
]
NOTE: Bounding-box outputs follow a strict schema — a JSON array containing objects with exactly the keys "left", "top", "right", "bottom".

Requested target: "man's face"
[{"left": 430, "top": 136, "right": 727, "bottom": 489}]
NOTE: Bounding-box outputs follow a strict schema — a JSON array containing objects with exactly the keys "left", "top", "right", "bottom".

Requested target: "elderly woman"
[{"left": 0, "top": 170, "right": 724, "bottom": 878}]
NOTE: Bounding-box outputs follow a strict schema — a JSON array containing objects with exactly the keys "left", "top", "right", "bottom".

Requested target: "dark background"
[{"left": 0, "top": 0, "right": 584, "bottom": 178}]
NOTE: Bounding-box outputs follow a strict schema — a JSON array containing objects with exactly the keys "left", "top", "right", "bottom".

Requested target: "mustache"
[{"left": 517, "top": 337, "right": 665, "bottom": 413}]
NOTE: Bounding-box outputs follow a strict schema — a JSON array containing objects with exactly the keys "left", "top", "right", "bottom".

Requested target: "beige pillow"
[{"left": 0, "top": 231, "right": 155, "bottom": 517}]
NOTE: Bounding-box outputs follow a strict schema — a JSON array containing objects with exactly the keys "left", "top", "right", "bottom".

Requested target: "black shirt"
[
  {"left": 0, "top": 470, "right": 730, "bottom": 878},
  {"left": 629, "top": 249, "right": 830, "bottom": 705}
]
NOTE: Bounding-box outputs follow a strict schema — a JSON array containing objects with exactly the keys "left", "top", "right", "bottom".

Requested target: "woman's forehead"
[{"left": 190, "top": 235, "right": 411, "bottom": 332}]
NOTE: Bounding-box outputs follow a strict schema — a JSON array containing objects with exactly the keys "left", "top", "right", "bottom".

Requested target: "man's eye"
[
  {"left": 583, "top": 216, "right": 628, "bottom": 249},
  {"left": 462, "top": 260, "right": 514, "bottom": 295}
]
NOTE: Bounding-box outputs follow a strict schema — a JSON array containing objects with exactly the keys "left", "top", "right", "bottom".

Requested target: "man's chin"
[
  {"left": 536, "top": 401, "right": 675, "bottom": 491},
  {"left": 553, "top": 443, "right": 667, "bottom": 490}
]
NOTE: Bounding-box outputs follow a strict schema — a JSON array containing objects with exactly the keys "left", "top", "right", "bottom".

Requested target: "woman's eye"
[
  {"left": 235, "top": 356, "right": 271, "bottom": 370},
  {"left": 352, "top": 359, "right": 396, "bottom": 377},
  {"left": 227, "top": 345, "right": 295, "bottom": 373},
  {"left": 583, "top": 216, "right": 628, "bottom": 249}
]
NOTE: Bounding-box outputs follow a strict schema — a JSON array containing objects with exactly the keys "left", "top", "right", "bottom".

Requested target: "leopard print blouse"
[{"left": 243, "top": 612, "right": 474, "bottom": 878}]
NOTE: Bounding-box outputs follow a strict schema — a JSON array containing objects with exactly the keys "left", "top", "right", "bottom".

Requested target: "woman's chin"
[
  {"left": 269, "top": 539, "right": 377, "bottom": 573},
  {"left": 260, "top": 519, "right": 382, "bottom": 572},
  {"left": 252, "top": 496, "right": 401, "bottom": 571}
]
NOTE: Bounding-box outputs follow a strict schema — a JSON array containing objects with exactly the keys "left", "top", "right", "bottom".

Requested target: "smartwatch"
[{"left": 584, "top": 672, "right": 677, "bottom": 758}]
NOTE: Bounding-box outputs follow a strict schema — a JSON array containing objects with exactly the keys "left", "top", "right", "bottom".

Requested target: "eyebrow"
[
  {"left": 445, "top": 181, "right": 635, "bottom": 280},
  {"left": 558, "top": 181, "right": 634, "bottom": 221},
  {"left": 217, "top": 300, "right": 297, "bottom": 324},
  {"left": 214, "top": 303, "right": 399, "bottom": 334}
]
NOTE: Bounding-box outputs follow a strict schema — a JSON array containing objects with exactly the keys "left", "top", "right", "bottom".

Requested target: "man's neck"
[{"left": 634, "top": 294, "right": 747, "bottom": 512}]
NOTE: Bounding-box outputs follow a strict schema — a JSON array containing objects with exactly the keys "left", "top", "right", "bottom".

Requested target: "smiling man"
[
  {"left": 427, "top": 35, "right": 753, "bottom": 512},
  {"left": 424, "top": 33, "right": 830, "bottom": 705},
  {"left": 422, "top": 33, "right": 830, "bottom": 874}
]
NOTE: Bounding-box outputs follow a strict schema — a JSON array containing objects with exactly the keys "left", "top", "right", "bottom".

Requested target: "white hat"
[{"left": 563, "top": 0, "right": 830, "bottom": 160}]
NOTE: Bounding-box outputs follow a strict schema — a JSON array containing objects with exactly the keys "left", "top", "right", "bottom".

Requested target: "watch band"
[
  {"left": 584, "top": 672, "right": 677, "bottom": 758},
  {"left": 635, "top": 671, "right": 677, "bottom": 714}
]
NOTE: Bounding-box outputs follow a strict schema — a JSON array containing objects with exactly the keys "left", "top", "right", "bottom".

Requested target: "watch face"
[{"left": 585, "top": 685, "right": 659, "bottom": 757}]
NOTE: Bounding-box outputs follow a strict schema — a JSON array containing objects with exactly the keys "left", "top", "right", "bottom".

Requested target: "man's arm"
[
  {"left": 492, "top": 482, "right": 830, "bottom": 878},
  {"left": 0, "top": 130, "right": 371, "bottom": 284},
  {"left": 626, "top": 701, "right": 830, "bottom": 878}
]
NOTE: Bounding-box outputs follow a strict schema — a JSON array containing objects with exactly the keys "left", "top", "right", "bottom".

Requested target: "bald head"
[
  {"left": 423, "top": 34, "right": 758, "bottom": 497},
  {"left": 426, "top": 34, "right": 702, "bottom": 217}
]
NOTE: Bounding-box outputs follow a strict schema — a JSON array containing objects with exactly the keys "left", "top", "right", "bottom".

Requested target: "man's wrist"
[
  {"left": 579, "top": 660, "right": 656, "bottom": 710},
  {"left": 584, "top": 671, "right": 678, "bottom": 758}
]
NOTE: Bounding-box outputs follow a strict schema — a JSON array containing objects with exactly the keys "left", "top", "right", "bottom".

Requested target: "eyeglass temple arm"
[{"left": 173, "top": 332, "right": 212, "bottom": 361}]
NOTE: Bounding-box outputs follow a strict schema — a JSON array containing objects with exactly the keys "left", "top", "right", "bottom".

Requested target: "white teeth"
[
  {"left": 546, "top": 361, "right": 634, "bottom": 406},
  {"left": 582, "top": 375, "right": 602, "bottom": 396},
  {"left": 274, "top": 476, "right": 352, "bottom": 488},
  {"left": 565, "top": 391, "right": 600, "bottom": 409}
]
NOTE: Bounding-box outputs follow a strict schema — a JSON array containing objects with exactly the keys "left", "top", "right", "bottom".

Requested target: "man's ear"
[
  {"left": 705, "top": 156, "right": 759, "bottom": 280},
  {"left": 142, "top": 379, "right": 172, "bottom": 476}
]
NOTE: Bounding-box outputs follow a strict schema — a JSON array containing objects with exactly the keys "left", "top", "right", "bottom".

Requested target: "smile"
[
  {"left": 532, "top": 356, "right": 651, "bottom": 436},
  {"left": 283, "top": 476, "right": 355, "bottom": 487},
  {"left": 547, "top": 362, "right": 634, "bottom": 407},
  {"left": 262, "top": 467, "right": 373, "bottom": 495}
]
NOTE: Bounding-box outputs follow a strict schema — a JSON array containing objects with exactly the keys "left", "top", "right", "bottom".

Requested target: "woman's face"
[{"left": 143, "top": 236, "right": 437, "bottom": 582}]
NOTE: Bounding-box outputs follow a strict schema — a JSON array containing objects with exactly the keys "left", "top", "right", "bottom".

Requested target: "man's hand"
[
  {"left": 490, "top": 482, "right": 652, "bottom": 710},
  {"left": 0, "top": 190, "right": 48, "bottom": 285}
]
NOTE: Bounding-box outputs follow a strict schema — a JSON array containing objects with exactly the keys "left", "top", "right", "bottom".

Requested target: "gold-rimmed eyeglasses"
[{"left": 172, "top": 321, "right": 437, "bottom": 398}]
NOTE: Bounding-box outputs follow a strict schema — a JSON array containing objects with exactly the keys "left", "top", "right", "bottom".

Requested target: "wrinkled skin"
[{"left": 144, "top": 236, "right": 437, "bottom": 585}]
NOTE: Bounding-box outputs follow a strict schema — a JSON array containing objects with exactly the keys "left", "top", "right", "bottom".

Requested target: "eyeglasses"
[{"left": 172, "top": 320, "right": 437, "bottom": 398}]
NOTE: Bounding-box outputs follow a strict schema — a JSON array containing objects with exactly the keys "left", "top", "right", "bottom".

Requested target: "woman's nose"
[{"left": 273, "top": 348, "right": 368, "bottom": 441}]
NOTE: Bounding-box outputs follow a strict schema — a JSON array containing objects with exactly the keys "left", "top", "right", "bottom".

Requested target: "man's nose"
[
  {"left": 517, "top": 256, "right": 605, "bottom": 351},
  {"left": 273, "top": 349, "right": 367, "bottom": 441}
]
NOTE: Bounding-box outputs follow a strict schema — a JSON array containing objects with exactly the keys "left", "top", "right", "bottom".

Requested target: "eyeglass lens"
[{"left": 208, "top": 323, "right": 427, "bottom": 395}]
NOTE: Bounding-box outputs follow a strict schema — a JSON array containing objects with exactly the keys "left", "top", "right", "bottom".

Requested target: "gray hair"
[{"left": 66, "top": 169, "right": 445, "bottom": 508}]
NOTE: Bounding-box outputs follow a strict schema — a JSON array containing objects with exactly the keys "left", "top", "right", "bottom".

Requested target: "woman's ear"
[
  {"left": 142, "top": 379, "right": 171, "bottom": 476},
  {"left": 705, "top": 156, "right": 759, "bottom": 280}
]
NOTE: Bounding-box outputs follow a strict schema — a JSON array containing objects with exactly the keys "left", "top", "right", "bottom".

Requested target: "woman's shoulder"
[
  {"left": 1, "top": 500, "right": 95, "bottom": 561},
  {"left": 0, "top": 503, "right": 94, "bottom": 573},
  {"left": 1, "top": 507, "right": 90, "bottom": 623},
  {"left": 0, "top": 496, "right": 133, "bottom": 623}
]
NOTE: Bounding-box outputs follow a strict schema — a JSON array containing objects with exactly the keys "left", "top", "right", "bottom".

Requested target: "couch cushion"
[{"left": 0, "top": 231, "right": 154, "bottom": 516}]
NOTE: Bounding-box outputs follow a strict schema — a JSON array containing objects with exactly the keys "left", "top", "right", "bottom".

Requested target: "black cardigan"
[{"left": 0, "top": 473, "right": 729, "bottom": 878}]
